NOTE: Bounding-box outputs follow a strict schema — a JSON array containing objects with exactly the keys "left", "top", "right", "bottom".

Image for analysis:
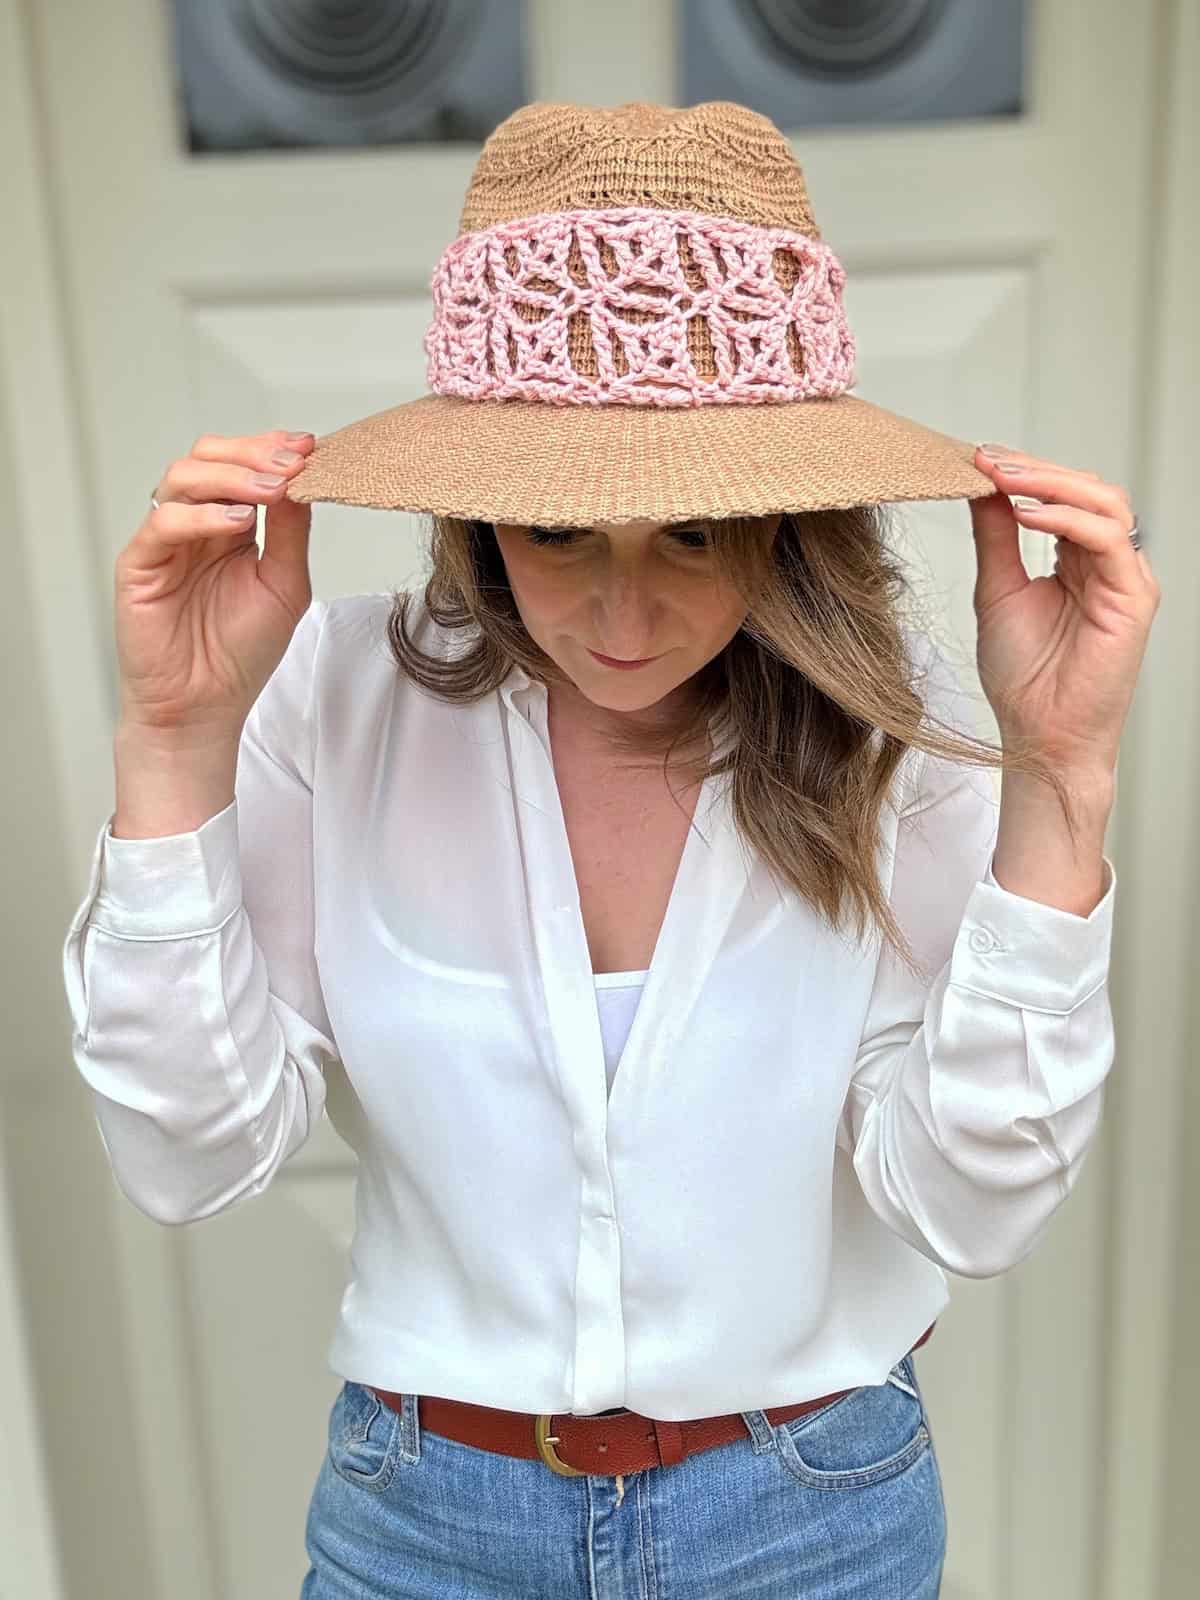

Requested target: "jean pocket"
[
  {"left": 327, "top": 1381, "right": 405, "bottom": 1494},
  {"left": 773, "top": 1358, "right": 930, "bottom": 1491}
]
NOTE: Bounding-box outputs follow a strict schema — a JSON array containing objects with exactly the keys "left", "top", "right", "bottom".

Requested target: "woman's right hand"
[{"left": 114, "top": 429, "right": 317, "bottom": 739}]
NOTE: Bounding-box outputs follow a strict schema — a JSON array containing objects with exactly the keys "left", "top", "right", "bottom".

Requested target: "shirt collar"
[{"left": 499, "top": 659, "right": 541, "bottom": 722}]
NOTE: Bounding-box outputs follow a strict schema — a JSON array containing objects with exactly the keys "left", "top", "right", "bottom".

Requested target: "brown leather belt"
[{"left": 368, "top": 1319, "right": 935, "bottom": 1477}]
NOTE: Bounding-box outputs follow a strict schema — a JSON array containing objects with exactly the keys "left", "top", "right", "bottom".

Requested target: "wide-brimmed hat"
[{"left": 286, "top": 99, "right": 994, "bottom": 526}]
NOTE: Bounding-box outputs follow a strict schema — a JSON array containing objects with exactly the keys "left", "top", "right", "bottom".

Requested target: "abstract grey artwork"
[
  {"left": 170, "top": 0, "right": 527, "bottom": 153},
  {"left": 680, "top": 0, "right": 1025, "bottom": 131}
]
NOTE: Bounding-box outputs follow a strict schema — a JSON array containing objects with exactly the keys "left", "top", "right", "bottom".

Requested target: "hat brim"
[{"left": 284, "top": 392, "right": 994, "bottom": 524}]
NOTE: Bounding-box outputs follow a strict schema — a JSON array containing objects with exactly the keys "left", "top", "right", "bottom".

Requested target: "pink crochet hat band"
[{"left": 423, "top": 206, "right": 856, "bottom": 409}]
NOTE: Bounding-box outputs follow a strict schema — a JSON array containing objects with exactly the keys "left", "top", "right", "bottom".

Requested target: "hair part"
[{"left": 384, "top": 508, "right": 1083, "bottom": 981}]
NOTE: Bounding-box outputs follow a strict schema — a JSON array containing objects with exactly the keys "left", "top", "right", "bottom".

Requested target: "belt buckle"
[{"left": 534, "top": 1414, "right": 586, "bottom": 1476}]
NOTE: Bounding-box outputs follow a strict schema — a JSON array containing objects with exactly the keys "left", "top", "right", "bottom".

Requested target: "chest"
[{"left": 551, "top": 745, "right": 704, "bottom": 977}]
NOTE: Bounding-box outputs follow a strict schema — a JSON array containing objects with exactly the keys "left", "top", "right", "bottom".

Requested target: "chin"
[{"left": 583, "top": 674, "right": 693, "bottom": 717}]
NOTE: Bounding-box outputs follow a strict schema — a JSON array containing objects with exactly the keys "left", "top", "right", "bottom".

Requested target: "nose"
[{"left": 592, "top": 566, "right": 661, "bottom": 658}]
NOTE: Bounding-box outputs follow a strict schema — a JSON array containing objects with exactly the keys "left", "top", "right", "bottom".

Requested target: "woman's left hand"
[{"left": 967, "top": 444, "right": 1161, "bottom": 779}]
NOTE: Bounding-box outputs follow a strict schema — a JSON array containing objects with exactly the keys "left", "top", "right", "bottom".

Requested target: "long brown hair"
[{"left": 384, "top": 509, "right": 1079, "bottom": 980}]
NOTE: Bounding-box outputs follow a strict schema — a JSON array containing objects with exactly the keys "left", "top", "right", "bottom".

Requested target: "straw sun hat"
[{"left": 284, "top": 98, "right": 995, "bottom": 527}]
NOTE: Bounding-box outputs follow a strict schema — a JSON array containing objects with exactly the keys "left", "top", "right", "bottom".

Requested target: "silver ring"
[
  {"left": 1128, "top": 519, "right": 1144, "bottom": 550},
  {"left": 150, "top": 491, "right": 161, "bottom": 510}
]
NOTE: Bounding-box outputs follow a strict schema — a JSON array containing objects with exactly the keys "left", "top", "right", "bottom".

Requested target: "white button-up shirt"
[{"left": 61, "top": 592, "right": 1117, "bottom": 1421}]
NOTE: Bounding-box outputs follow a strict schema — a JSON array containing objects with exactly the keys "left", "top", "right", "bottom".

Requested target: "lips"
[{"left": 587, "top": 648, "right": 660, "bottom": 669}]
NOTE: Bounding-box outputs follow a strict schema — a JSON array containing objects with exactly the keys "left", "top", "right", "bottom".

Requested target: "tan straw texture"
[
  {"left": 286, "top": 100, "right": 994, "bottom": 522},
  {"left": 454, "top": 99, "right": 823, "bottom": 235}
]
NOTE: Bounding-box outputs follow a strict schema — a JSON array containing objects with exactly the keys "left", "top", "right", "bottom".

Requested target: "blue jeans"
[{"left": 301, "top": 1352, "right": 946, "bottom": 1597}]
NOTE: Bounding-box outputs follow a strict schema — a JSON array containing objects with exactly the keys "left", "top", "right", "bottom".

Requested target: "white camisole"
[{"left": 593, "top": 969, "right": 649, "bottom": 1096}]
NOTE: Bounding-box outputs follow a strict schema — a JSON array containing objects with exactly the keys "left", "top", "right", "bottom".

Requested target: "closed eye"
[{"left": 525, "top": 525, "right": 710, "bottom": 549}]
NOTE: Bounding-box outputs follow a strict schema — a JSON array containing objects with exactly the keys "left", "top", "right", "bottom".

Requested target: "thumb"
[
  {"left": 968, "top": 489, "right": 1027, "bottom": 610},
  {"left": 259, "top": 494, "right": 312, "bottom": 610}
]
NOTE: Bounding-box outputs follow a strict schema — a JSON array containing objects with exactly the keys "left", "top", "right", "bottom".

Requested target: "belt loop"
[
  {"left": 399, "top": 1392, "right": 422, "bottom": 1462},
  {"left": 651, "top": 1418, "right": 686, "bottom": 1467}
]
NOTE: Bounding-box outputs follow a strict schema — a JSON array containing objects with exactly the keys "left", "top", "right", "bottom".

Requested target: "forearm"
[{"left": 992, "top": 766, "right": 1115, "bottom": 917}]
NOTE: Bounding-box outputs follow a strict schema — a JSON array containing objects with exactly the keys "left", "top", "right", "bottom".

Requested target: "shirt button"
[{"left": 968, "top": 927, "right": 998, "bottom": 953}]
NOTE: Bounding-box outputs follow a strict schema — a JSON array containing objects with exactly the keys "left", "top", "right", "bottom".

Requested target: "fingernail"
[
  {"left": 977, "top": 444, "right": 1013, "bottom": 458},
  {"left": 996, "top": 461, "right": 1027, "bottom": 474},
  {"left": 284, "top": 431, "right": 313, "bottom": 442}
]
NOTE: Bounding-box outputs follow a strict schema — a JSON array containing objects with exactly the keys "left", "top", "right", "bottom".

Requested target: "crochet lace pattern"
[{"left": 424, "top": 206, "right": 856, "bottom": 409}]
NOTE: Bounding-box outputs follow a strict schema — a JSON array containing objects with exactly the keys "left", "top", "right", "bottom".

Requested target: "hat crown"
[{"left": 458, "top": 99, "right": 821, "bottom": 238}]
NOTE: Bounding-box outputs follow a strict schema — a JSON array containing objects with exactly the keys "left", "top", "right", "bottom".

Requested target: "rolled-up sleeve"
[
  {"left": 837, "top": 637, "right": 1117, "bottom": 1279},
  {"left": 60, "top": 599, "right": 339, "bottom": 1226}
]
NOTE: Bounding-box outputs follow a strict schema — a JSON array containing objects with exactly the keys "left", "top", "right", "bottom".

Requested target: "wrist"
[
  {"left": 114, "top": 716, "right": 245, "bottom": 755},
  {"left": 112, "top": 723, "right": 242, "bottom": 839},
  {"left": 1000, "top": 762, "right": 1115, "bottom": 818}
]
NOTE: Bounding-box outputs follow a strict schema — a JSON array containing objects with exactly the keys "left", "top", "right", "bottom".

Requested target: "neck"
[{"left": 547, "top": 677, "right": 696, "bottom": 740}]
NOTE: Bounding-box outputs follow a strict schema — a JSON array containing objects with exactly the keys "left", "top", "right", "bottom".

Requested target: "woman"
[{"left": 62, "top": 101, "right": 1157, "bottom": 1597}]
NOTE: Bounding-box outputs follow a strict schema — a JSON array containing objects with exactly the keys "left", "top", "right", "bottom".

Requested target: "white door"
[{"left": 10, "top": 0, "right": 1181, "bottom": 1596}]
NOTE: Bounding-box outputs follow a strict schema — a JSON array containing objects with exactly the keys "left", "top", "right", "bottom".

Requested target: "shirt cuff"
[
  {"left": 948, "top": 852, "right": 1116, "bottom": 1014},
  {"left": 91, "top": 799, "right": 243, "bottom": 938}
]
